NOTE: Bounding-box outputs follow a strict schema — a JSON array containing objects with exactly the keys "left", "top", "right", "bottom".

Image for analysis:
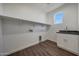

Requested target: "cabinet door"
[
  {"left": 64, "top": 35, "right": 79, "bottom": 53},
  {"left": 57, "top": 34, "right": 66, "bottom": 48},
  {"left": 57, "top": 34, "right": 79, "bottom": 54}
]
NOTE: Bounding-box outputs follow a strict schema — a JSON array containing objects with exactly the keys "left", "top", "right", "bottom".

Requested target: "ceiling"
[
  {"left": 27, "top": 3, "right": 64, "bottom": 12},
  {"left": 2, "top": 3, "right": 64, "bottom": 13}
]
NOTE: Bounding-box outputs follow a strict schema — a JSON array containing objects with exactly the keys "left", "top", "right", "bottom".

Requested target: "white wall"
[
  {"left": 1, "top": 3, "right": 64, "bottom": 25},
  {"left": 0, "top": 18, "right": 3, "bottom": 55},
  {"left": 2, "top": 3, "right": 49, "bottom": 25},
  {"left": 78, "top": 4, "right": 79, "bottom": 30},
  {"left": 0, "top": 4, "right": 3, "bottom": 15},
  {"left": 2, "top": 17, "right": 47, "bottom": 55},
  {"left": 63, "top": 4, "right": 78, "bottom": 30},
  {"left": 47, "top": 24, "right": 64, "bottom": 42},
  {"left": 0, "top": 3, "right": 49, "bottom": 55},
  {"left": 47, "top": 3, "right": 78, "bottom": 42}
]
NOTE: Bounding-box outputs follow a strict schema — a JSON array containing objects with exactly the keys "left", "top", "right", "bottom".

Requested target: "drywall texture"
[
  {"left": 47, "top": 3, "right": 78, "bottom": 42},
  {"left": 0, "top": 18, "right": 4, "bottom": 55},
  {"left": 0, "top": 4, "right": 3, "bottom": 15},
  {"left": 2, "top": 17, "right": 48, "bottom": 55},
  {"left": 1, "top": 3, "right": 64, "bottom": 25},
  {"left": 78, "top": 3, "right": 79, "bottom": 30},
  {"left": 2, "top": 3, "right": 49, "bottom": 24}
]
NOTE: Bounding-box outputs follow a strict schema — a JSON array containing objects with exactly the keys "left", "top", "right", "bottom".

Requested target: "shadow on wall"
[{"left": 47, "top": 24, "right": 64, "bottom": 42}]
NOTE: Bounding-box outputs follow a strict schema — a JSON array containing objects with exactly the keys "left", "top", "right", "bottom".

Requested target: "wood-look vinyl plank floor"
[{"left": 9, "top": 40, "right": 77, "bottom": 56}]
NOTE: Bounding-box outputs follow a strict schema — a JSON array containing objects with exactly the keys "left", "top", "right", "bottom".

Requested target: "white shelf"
[{"left": 0, "top": 15, "right": 51, "bottom": 26}]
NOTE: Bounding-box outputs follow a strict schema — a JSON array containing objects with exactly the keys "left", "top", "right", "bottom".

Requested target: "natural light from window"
[{"left": 54, "top": 12, "right": 64, "bottom": 24}]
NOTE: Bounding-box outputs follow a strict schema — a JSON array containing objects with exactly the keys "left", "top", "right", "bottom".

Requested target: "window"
[{"left": 54, "top": 12, "right": 64, "bottom": 24}]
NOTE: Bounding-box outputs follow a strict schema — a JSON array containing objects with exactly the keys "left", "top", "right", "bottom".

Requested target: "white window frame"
[{"left": 54, "top": 11, "right": 64, "bottom": 24}]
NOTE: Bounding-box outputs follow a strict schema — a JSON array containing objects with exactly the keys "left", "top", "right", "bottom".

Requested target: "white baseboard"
[
  {"left": 48, "top": 39, "right": 57, "bottom": 43},
  {"left": 1, "top": 41, "right": 39, "bottom": 56}
]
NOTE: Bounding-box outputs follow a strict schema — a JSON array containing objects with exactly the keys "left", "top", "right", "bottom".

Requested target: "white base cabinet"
[{"left": 57, "top": 33, "right": 79, "bottom": 55}]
